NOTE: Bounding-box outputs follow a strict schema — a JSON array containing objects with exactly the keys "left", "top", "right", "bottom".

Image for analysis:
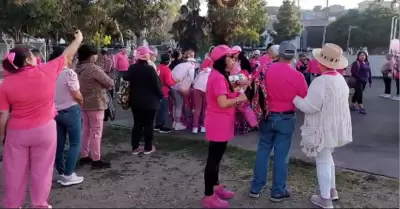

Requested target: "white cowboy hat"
[{"left": 312, "top": 43, "right": 348, "bottom": 69}]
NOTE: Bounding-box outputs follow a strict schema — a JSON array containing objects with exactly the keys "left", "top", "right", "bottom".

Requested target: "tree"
[
  {"left": 273, "top": 0, "right": 301, "bottom": 44},
  {"left": 0, "top": 0, "right": 59, "bottom": 43},
  {"left": 232, "top": 0, "right": 268, "bottom": 46},
  {"left": 147, "top": 0, "right": 180, "bottom": 44},
  {"left": 326, "top": 7, "right": 396, "bottom": 52},
  {"left": 313, "top": 5, "right": 322, "bottom": 12},
  {"left": 171, "top": 0, "right": 208, "bottom": 51},
  {"left": 207, "top": 0, "right": 246, "bottom": 45},
  {"left": 113, "top": 0, "right": 168, "bottom": 45}
]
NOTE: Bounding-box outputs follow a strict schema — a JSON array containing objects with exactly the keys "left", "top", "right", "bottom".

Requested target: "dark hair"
[
  {"left": 238, "top": 52, "right": 252, "bottom": 73},
  {"left": 266, "top": 43, "right": 273, "bottom": 50},
  {"left": 357, "top": 51, "right": 369, "bottom": 63},
  {"left": 31, "top": 48, "right": 41, "bottom": 56},
  {"left": 209, "top": 46, "right": 215, "bottom": 53},
  {"left": 77, "top": 44, "right": 98, "bottom": 62},
  {"left": 100, "top": 49, "right": 109, "bottom": 55},
  {"left": 2, "top": 47, "right": 32, "bottom": 74},
  {"left": 171, "top": 50, "right": 181, "bottom": 59},
  {"left": 49, "top": 46, "right": 65, "bottom": 62},
  {"left": 160, "top": 53, "right": 170, "bottom": 65},
  {"left": 212, "top": 55, "right": 234, "bottom": 92}
]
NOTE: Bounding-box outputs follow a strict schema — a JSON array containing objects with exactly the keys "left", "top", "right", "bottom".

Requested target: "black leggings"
[
  {"left": 131, "top": 108, "right": 156, "bottom": 151},
  {"left": 395, "top": 79, "right": 400, "bottom": 96},
  {"left": 352, "top": 81, "right": 366, "bottom": 104},
  {"left": 204, "top": 141, "right": 228, "bottom": 196},
  {"left": 383, "top": 77, "right": 392, "bottom": 94}
]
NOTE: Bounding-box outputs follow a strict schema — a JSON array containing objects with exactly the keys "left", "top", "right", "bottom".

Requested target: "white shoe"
[
  {"left": 192, "top": 127, "right": 198, "bottom": 134},
  {"left": 380, "top": 94, "right": 391, "bottom": 98},
  {"left": 391, "top": 96, "right": 400, "bottom": 101},
  {"left": 200, "top": 127, "right": 206, "bottom": 133},
  {"left": 174, "top": 123, "right": 186, "bottom": 131},
  {"left": 57, "top": 172, "right": 84, "bottom": 186}
]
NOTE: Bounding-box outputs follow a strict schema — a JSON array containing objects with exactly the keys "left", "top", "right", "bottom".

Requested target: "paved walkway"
[{"left": 109, "top": 79, "right": 399, "bottom": 178}]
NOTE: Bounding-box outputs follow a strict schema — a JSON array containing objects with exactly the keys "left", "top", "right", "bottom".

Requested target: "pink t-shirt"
[
  {"left": 0, "top": 56, "right": 65, "bottom": 129},
  {"left": 308, "top": 59, "right": 321, "bottom": 74},
  {"left": 115, "top": 52, "right": 129, "bottom": 71},
  {"left": 205, "top": 70, "right": 236, "bottom": 142},
  {"left": 54, "top": 68, "right": 80, "bottom": 111},
  {"left": 265, "top": 62, "right": 308, "bottom": 112}
]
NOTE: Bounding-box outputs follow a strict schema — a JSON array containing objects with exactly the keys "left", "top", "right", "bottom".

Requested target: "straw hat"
[{"left": 312, "top": 43, "right": 348, "bottom": 69}]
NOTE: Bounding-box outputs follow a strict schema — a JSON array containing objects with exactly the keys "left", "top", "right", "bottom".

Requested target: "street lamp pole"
[
  {"left": 346, "top": 25, "right": 357, "bottom": 55},
  {"left": 321, "top": 0, "right": 329, "bottom": 46}
]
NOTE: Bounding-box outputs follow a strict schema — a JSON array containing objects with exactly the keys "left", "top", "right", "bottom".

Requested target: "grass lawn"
[{"left": 10, "top": 126, "right": 397, "bottom": 208}]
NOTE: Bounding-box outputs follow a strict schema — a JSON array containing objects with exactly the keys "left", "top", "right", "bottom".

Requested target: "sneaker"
[
  {"left": 269, "top": 189, "right": 292, "bottom": 202},
  {"left": 311, "top": 194, "right": 334, "bottom": 209},
  {"left": 349, "top": 106, "right": 359, "bottom": 111},
  {"left": 154, "top": 125, "right": 161, "bottom": 132},
  {"left": 331, "top": 189, "right": 339, "bottom": 201},
  {"left": 132, "top": 147, "right": 144, "bottom": 155},
  {"left": 159, "top": 127, "right": 172, "bottom": 134},
  {"left": 358, "top": 108, "right": 367, "bottom": 114},
  {"left": 192, "top": 127, "right": 199, "bottom": 134},
  {"left": 54, "top": 174, "right": 65, "bottom": 182},
  {"left": 201, "top": 127, "right": 206, "bottom": 133},
  {"left": 91, "top": 160, "right": 111, "bottom": 169},
  {"left": 174, "top": 122, "right": 186, "bottom": 131},
  {"left": 144, "top": 146, "right": 156, "bottom": 155},
  {"left": 57, "top": 172, "right": 84, "bottom": 186},
  {"left": 249, "top": 185, "right": 267, "bottom": 198},
  {"left": 79, "top": 157, "right": 92, "bottom": 166},
  {"left": 391, "top": 96, "right": 400, "bottom": 101},
  {"left": 201, "top": 194, "right": 228, "bottom": 208},
  {"left": 380, "top": 94, "right": 391, "bottom": 98},
  {"left": 214, "top": 185, "right": 235, "bottom": 199}
]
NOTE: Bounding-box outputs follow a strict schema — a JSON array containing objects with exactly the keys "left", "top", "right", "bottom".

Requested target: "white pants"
[{"left": 315, "top": 148, "right": 336, "bottom": 199}]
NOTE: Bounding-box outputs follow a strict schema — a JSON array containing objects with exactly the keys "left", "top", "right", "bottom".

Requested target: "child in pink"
[
  {"left": 0, "top": 31, "right": 82, "bottom": 208},
  {"left": 202, "top": 45, "right": 248, "bottom": 208}
]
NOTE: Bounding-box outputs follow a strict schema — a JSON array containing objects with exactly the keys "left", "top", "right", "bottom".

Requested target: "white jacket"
[
  {"left": 193, "top": 67, "right": 211, "bottom": 92},
  {"left": 293, "top": 73, "right": 353, "bottom": 157},
  {"left": 171, "top": 62, "right": 195, "bottom": 89}
]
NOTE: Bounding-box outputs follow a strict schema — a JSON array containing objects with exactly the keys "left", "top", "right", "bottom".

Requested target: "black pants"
[
  {"left": 383, "top": 77, "right": 392, "bottom": 94},
  {"left": 204, "top": 141, "right": 228, "bottom": 196},
  {"left": 395, "top": 79, "right": 400, "bottom": 96},
  {"left": 352, "top": 81, "right": 366, "bottom": 104},
  {"left": 131, "top": 108, "right": 156, "bottom": 151}
]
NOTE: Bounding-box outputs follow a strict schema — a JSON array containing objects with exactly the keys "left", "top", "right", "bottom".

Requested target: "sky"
[{"left": 182, "top": 0, "right": 366, "bottom": 15}]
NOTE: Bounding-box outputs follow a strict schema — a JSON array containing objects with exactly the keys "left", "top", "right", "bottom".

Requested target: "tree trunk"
[
  {"left": 135, "top": 32, "right": 144, "bottom": 46},
  {"left": 114, "top": 19, "right": 124, "bottom": 44}
]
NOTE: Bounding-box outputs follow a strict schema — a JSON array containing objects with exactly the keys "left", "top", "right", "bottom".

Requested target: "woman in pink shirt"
[
  {"left": 0, "top": 30, "right": 83, "bottom": 208},
  {"left": 202, "top": 45, "right": 248, "bottom": 208}
]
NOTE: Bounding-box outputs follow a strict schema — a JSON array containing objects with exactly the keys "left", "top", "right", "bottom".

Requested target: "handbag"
[
  {"left": 117, "top": 79, "right": 130, "bottom": 110},
  {"left": 106, "top": 92, "right": 116, "bottom": 121}
]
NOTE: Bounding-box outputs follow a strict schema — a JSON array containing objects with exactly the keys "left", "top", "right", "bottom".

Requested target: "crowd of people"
[{"left": 4, "top": 27, "right": 394, "bottom": 208}]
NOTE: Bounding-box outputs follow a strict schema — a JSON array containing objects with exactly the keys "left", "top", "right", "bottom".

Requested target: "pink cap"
[
  {"left": 136, "top": 46, "right": 154, "bottom": 60},
  {"left": 210, "top": 45, "right": 240, "bottom": 61}
]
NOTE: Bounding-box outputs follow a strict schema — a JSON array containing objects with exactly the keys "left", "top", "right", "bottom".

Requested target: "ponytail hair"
[
  {"left": 212, "top": 55, "right": 234, "bottom": 92},
  {"left": 2, "top": 47, "right": 31, "bottom": 74}
]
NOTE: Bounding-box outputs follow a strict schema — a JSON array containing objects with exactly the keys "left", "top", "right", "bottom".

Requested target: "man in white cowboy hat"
[
  {"left": 250, "top": 41, "right": 308, "bottom": 201},
  {"left": 293, "top": 43, "right": 353, "bottom": 208}
]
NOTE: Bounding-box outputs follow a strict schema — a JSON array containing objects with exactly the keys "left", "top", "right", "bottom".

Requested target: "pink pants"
[
  {"left": 193, "top": 89, "right": 207, "bottom": 128},
  {"left": 81, "top": 110, "right": 105, "bottom": 161},
  {"left": 3, "top": 120, "right": 56, "bottom": 208}
]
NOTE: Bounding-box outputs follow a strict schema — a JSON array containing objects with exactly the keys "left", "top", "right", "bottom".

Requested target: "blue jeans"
[
  {"left": 155, "top": 98, "right": 169, "bottom": 127},
  {"left": 55, "top": 104, "right": 82, "bottom": 176},
  {"left": 250, "top": 113, "right": 296, "bottom": 196}
]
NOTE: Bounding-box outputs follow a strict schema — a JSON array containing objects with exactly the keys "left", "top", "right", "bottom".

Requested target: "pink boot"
[
  {"left": 201, "top": 194, "right": 228, "bottom": 208},
  {"left": 214, "top": 185, "right": 235, "bottom": 199}
]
